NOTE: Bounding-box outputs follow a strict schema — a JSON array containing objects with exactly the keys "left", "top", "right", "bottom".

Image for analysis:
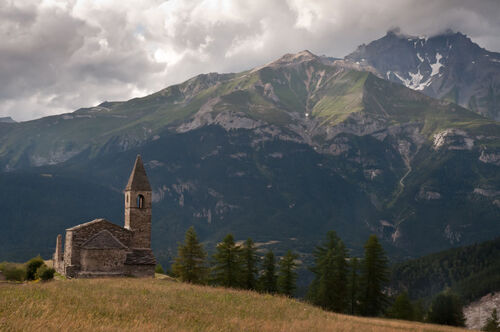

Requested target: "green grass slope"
[{"left": 0, "top": 278, "right": 468, "bottom": 332}]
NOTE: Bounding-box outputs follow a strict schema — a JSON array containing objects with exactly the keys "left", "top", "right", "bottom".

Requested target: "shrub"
[
  {"left": 0, "top": 263, "right": 26, "bottom": 282},
  {"left": 25, "top": 256, "right": 45, "bottom": 280},
  {"left": 427, "top": 291, "right": 465, "bottom": 327},
  {"left": 36, "top": 265, "right": 55, "bottom": 281},
  {"left": 155, "top": 264, "right": 165, "bottom": 274}
]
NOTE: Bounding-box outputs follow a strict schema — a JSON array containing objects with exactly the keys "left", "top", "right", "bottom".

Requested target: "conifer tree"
[
  {"left": 316, "top": 248, "right": 337, "bottom": 310},
  {"left": 482, "top": 308, "right": 500, "bottom": 332},
  {"left": 307, "top": 231, "right": 340, "bottom": 303},
  {"left": 332, "top": 241, "right": 349, "bottom": 312},
  {"left": 277, "top": 250, "right": 299, "bottom": 296},
  {"left": 172, "top": 226, "right": 207, "bottom": 284},
  {"left": 315, "top": 241, "right": 349, "bottom": 312},
  {"left": 387, "top": 292, "right": 414, "bottom": 321},
  {"left": 359, "top": 234, "right": 389, "bottom": 316},
  {"left": 348, "top": 257, "right": 360, "bottom": 315},
  {"left": 241, "top": 238, "right": 258, "bottom": 290},
  {"left": 427, "top": 291, "right": 465, "bottom": 327},
  {"left": 212, "top": 234, "right": 243, "bottom": 288},
  {"left": 259, "top": 250, "right": 278, "bottom": 293}
]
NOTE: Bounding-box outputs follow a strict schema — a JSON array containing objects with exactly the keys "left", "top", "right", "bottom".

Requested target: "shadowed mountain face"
[
  {"left": 0, "top": 49, "right": 499, "bottom": 266},
  {"left": 346, "top": 30, "right": 500, "bottom": 120}
]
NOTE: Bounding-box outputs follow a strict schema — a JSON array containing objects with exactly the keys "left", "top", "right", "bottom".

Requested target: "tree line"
[
  {"left": 165, "top": 227, "right": 391, "bottom": 317},
  {"left": 162, "top": 226, "right": 482, "bottom": 327}
]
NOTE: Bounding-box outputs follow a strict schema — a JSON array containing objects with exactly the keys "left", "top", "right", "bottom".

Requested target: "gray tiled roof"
[{"left": 66, "top": 218, "right": 131, "bottom": 232}]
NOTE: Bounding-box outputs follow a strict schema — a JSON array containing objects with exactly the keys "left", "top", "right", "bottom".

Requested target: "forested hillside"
[{"left": 391, "top": 237, "right": 500, "bottom": 302}]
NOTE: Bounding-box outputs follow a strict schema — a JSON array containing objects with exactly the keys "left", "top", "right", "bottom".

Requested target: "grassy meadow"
[{"left": 0, "top": 277, "right": 470, "bottom": 332}]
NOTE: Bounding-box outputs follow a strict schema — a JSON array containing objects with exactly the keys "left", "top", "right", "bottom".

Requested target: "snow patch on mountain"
[
  {"left": 394, "top": 70, "right": 431, "bottom": 91},
  {"left": 430, "top": 53, "right": 444, "bottom": 76}
]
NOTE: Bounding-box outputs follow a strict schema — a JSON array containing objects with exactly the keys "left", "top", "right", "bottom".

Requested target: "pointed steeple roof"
[{"left": 125, "top": 155, "right": 151, "bottom": 191}]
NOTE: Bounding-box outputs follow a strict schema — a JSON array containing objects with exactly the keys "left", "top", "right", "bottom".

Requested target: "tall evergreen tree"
[
  {"left": 332, "top": 241, "right": 349, "bottom": 312},
  {"left": 308, "top": 231, "right": 350, "bottom": 312},
  {"left": 259, "top": 250, "right": 278, "bottom": 293},
  {"left": 348, "top": 257, "right": 360, "bottom": 315},
  {"left": 359, "top": 234, "right": 389, "bottom": 316},
  {"left": 212, "top": 234, "right": 243, "bottom": 288},
  {"left": 315, "top": 241, "right": 349, "bottom": 312},
  {"left": 316, "top": 248, "right": 337, "bottom": 310},
  {"left": 307, "top": 231, "right": 340, "bottom": 303},
  {"left": 241, "top": 238, "right": 258, "bottom": 290},
  {"left": 172, "top": 226, "right": 207, "bottom": 284},
  {"left": 277, "top": 250, "right": 299, "bottom": 296}
]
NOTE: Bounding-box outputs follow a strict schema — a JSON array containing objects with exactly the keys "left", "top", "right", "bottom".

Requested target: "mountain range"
[
  {"left": 346, "top": 29, "right": 500, "bottom": 120},
  {"left": 0, "top": 31, "right": 498, "bottom": 270}
]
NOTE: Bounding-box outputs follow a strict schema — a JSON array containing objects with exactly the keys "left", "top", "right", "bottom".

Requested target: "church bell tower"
[{"left": 124, "top": 155, "right": 152, "bottom": 249}]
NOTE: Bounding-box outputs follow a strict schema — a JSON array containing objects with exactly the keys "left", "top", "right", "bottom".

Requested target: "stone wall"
[
  {"left": 125, "top": 264, "right": 155, "bottom": 278},
  {"left": 80, "top": 248, "right": 127, "bottom": 273},
  {"left": 125, "top": 190, "right": 152, "bottom": 249},
  {"left": 63, "top": 219, "right": 132, "bottom": 275}
]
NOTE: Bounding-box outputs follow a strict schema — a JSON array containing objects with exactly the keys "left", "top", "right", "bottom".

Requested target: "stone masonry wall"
[
  {"left": 64, "top": 220, "right": 132, "bottom": 274},
  {"left": 80, "top": 248, "right": 127, "bottom": 273},
  {"left": 125, "top": 190, "right": 152, "bottom": 249}
]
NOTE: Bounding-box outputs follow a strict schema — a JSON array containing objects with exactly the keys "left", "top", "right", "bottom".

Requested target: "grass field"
[{"left": 0, "top": 278, "right": 469, "bottom": 332}]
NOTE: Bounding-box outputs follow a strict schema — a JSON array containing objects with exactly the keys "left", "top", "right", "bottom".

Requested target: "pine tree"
[
  {"left": 259, "top": 250, "right": 277, "bottom": 293},
  {"left": 332, "top": 241, "right": 349, "bottom": 312},
  {"left": 427, "top": 290, "right": 465, "bottom": 327},
  {"left": 307, "top": 231, "right": 340, "bottom": 303},
  {"left": 316, "top": 248, "right": 337, "bottom": 310},
  {"left": 315, "top": 241, "right": 349, "bottom": 312},
  {"left": 172, "top": 226, "right": 207, "bottom": 284},
  {"left": 387, "top": 292, "right": 414, "bottom": 321},
  {"left": 241, "top": 238, "right": 258, "bottom": 290},
  {"left": 348, "top": 257, "right": 360, "bottom": 315},
  {"left": 212, "top": 234, "right": 243, "bottom": 288},
  {"left": 482, "top": 308, "right": 500, "bottom": 332},
  {"left": 277, "top": 250, "right": 299, "bottom": 296},
  {"left": 359, "top": 234, "right": 389, "bottom": 316}
]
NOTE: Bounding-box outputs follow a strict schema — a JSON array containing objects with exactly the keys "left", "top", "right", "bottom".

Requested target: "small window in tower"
[{"left": 137, "top": 194, "right": 145, "bottom": 209}]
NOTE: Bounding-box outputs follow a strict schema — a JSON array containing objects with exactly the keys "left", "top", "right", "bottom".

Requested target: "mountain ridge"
[
  {"left": 0, "top": 46, "right": 498, "bottom": 271},
  {"left": 346, "top": 29, "right": 500, "bottom": 120}
]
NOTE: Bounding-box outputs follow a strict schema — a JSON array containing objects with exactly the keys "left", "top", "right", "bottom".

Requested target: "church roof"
[
  {"left": 66, "top": 218, "right": 131, "bottom": 233},
  {"left": 81, "top": 230, "right": 128, "bottom": 249},
  {"left": 124, "top": 249, "right": 156, "bottom": 265},
  {"left": 125, "top": 155, "right": 151, "bottom": 191}
]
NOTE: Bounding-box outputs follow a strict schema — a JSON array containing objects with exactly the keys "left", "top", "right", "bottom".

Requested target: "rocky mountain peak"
[
  {"left": 268, "top": 50, "right": 319, "bottom": 67},
  {"left": 346, "top": 30, "right": 500, "bottom": 120}
]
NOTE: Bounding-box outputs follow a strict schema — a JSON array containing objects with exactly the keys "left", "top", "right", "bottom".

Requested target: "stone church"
[{"left": 53, "top": 155, "right": 156, "bottom": 278}]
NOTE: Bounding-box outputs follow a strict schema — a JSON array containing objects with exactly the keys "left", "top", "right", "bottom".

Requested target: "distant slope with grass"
[{"left": 0, "top": 278, "right": 468, "bottom": 332}]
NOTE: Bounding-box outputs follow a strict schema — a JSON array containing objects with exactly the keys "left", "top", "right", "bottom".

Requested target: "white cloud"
[{"left": 1, "top": 0, "right": 499, "bottom": 121}]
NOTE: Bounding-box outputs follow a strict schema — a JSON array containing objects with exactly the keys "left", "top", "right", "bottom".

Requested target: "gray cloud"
[{"left": 1, "top": 0, "right": 499, "bottom": 121}]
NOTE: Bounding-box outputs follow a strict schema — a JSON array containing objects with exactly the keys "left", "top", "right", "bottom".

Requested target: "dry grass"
[{"left": 0, "top": 278, "right": 470, "bottom": 332}]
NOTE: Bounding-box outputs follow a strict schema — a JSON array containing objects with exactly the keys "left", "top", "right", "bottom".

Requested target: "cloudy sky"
[{"left": 2, "top": 0, "right": 500, "bottom": 121}]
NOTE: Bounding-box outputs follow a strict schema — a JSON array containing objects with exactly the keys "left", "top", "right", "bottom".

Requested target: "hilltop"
[{"left": 0, "top": 278, "right": 468, "bottom": 332}]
